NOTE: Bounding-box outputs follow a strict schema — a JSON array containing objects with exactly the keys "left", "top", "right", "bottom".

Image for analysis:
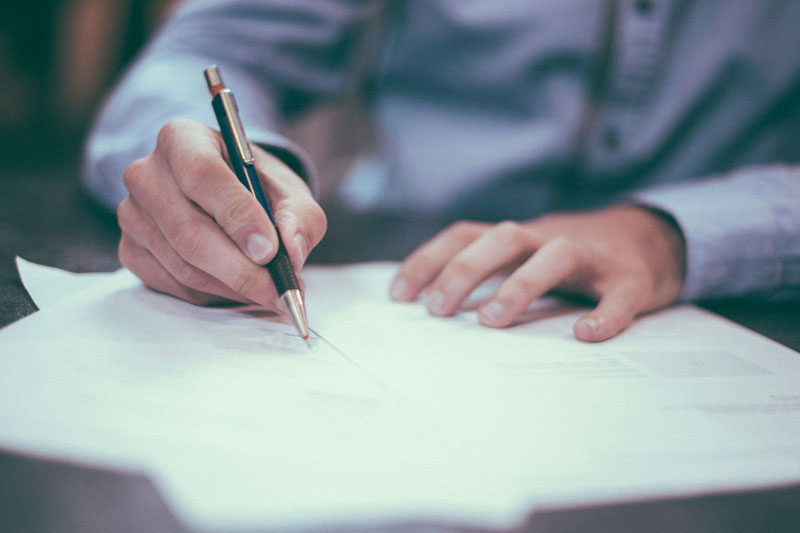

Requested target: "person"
[{"left": 83, "top": 1, "right": 800, "bottom": 342}]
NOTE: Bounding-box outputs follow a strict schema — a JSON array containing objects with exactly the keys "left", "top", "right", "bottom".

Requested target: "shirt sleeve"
[
  {"left": 82, "top": 0, "right": 381, "bottom": 211},
  {"left": 632, "top": 165, "right": 800, "bottom": 301}
]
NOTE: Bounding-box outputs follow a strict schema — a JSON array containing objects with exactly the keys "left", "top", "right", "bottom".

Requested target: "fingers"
[
  {"left": 272, "top": 200, "right": 327, "bottom": 272},
  {"left": 119, "top": 235, "right": 232, "bottom": 307},
  {"left": 120, "top": 119, "right": 327, "bottom": 309},
  {"left": 254, "top": 147, "right": 327, "bottom": 271},
  {"left": 118, "top": 197, "right": 262, "bottom": 305},
  {"left": 390, "top": 221, "right": 489, "bottom": 301},
  {"left": 392, "top": 206, "right": 680, "bottom": 342},
  {"left": 573, "top": 281, "right": 645, "bottom": 342},
  {"left": 421, "top": 221, "right": 539, "bottom": 316},
  {"left": 154, "top": 120, "right": 279, "bottom": 265},
  {"left": 393, "top": 219, "right": 645, "bottom": 342},
  {"left": 475, "top": 236, "right": 646, "bottom": 341},
  {"left": 124, "top": 154, "right": 279, "bottom": 307},
  {"left": 477, "top": 238, "right": 585, "bottom": 327}
]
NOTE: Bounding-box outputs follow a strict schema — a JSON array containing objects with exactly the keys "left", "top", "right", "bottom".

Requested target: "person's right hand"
[{"left": 117, "top": 119, "right": 327, "bottom": 309}]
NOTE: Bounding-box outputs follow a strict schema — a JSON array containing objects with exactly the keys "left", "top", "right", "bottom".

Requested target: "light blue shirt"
[{"left": 84, "top": 0, "right": 800, "bottom": 302}]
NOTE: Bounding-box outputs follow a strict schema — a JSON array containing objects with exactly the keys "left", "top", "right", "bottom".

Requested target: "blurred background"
[
  {"left": 0, "top": 0, "right": 368, "bottom": 191},
  {"left": 0, "top": 0, "right": 178, "bottom": 170},
  {"left": 0, "top": 0, "right": 179, "bottom": 325}
]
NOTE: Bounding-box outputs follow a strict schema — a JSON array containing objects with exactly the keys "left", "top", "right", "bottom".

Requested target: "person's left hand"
[{"left": 389, "top": 205, "right": 686, "bottom": 342}]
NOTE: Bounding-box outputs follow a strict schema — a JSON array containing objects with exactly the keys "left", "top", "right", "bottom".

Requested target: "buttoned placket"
[{"left": 588, "top": 0, "right": 674, "bottom": 174}]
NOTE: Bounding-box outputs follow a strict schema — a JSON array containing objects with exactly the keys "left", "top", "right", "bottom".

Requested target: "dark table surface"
[{"left": 2, "top": 162, "right": 800, "bottom": 532}]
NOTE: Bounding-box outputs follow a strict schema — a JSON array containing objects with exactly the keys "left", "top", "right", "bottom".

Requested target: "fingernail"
[
  {"left": 425, "top": 290, "right": 446, "bottom": 315},
  {"left": 294, "top": 234, "right": 309, "bottom": 264},
  {"left": 246, "top": 233, "right": 274, "bottom": 262},
  {"left": 480, "top": 300, "right": 506, "bottom": 323},
  {"left": 575, "top": 317, "right": 601, "bottom": 340},
  {"left": 390, "top": 278, "right": 408, "bottom": 300},
  {"left": 580, "top": 317, "right": 599, "bottom": 333}
]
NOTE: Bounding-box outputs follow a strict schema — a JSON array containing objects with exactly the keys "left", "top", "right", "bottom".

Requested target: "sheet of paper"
[
  {"left": 15, "top": 256, "right": 130, "bottom": 309},
  {"left": 3, "top": 259, "right": 800, "bottom": 531}
]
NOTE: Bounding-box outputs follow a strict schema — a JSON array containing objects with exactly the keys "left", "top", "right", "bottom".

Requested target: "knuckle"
[
  {"left": 216, "top": 195, "right": 257, "bottom": 231},
  {"left": 156, "top": 119, "right": 189, "bottom": 149},
  {"left": 505, "top": 274, "right": 538, "bottom": 297},
  {"left": 548, "top": 236, "right": 580, "bottom": 257},
  {"left": 177, "top": 153, "right": 217, "bottom": 196},
  {"left": 116, "top": 198, "right": 132, "bottom": 227},
  {"left": 230, "top": 270, "right": 260, "bottom": 297},
  {"left": 117, "top": 237, "right": 135, "bottom": 269},
  {"left": 159, "top": 247, "right": 184, "bottom": 276},
  {"left": 301, "top": 202, "right": 328, "bottom": 244},
  {"left": 172, "top": 261, "right": 205, "bottom": 290},
  {"left": 544, "top": 237, "right": 586, "bottom": 276},
  {"left": 446, "top": 255, "right": 478, "bottom": 282},
  {"left": 445, "top": 220, "right": 477, "bottom": 239},
  {"left": 493, "top": 220, "right": 526, "bottom": 246},
  {"left": 274, "top": 206, "right": 296, "bottom": 229},
  {"left": 122, "top": 158, "right": 148, "bottom": 194},
  {"left": 141, "top": 231, "right": 162, "bottom": 258},
  {"left": 309, "top": 202, "right": 327, "bottom": 233},
  {"left": 548, "top": 235, "right": 571, "bottom": 250},
  {"left": 116, "top": 203, "right": 152, "bottom": 252},
  {"left": 170, "top": 220, "right": 206, "bottom": 264}
]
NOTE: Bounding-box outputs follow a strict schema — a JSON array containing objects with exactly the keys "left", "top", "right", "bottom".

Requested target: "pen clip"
[
  {"left": 218, "top": 90, "right": 255, "bottom": 164},
  {"left": 206, "top": 65, "right": 255, "bottom": 164}
]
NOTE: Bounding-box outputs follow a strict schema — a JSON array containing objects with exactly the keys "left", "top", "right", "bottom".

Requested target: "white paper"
[
  {"left": 15, "top": 256, "right": 129, "bottom": 309},
  {"left": 3, "top": 259, "right": 800, "bottom": 531}
]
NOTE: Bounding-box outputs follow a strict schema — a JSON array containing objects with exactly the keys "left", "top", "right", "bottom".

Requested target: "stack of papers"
[{"left": 2, "top": 258, "right": 799, "bottom": 531}]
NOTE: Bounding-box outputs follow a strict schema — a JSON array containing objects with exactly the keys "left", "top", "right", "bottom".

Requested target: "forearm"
[
  {"left": 83, "top": 54, "right": 314, "bottom": 209},
  {"left": 83, "top": 0, "right": 380, "bottom": 210},
  {"left": 633, "top": 164, "right": 800, "bottom": 301}
]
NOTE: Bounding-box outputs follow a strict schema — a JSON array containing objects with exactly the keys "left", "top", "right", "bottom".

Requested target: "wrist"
[{"left": 627, "top": 204, "right": 687, "bottom": 304}]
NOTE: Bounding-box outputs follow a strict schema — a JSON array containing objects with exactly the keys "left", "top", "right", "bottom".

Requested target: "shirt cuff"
[{"left": 631, "top": 170, "right": 784, "bottom": 301}]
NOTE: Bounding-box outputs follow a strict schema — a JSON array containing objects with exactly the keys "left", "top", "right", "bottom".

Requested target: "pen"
[{"left": 204, "top": 65, "right": 310, "bottom": 345}]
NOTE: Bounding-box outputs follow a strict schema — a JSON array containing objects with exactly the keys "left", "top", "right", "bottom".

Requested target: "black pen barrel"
[
  {"left": 206, "top": 65, "right": 309, "bottom": 342},
  {"left": 212, "top": 94, "right": 301, "bottom": 296}
]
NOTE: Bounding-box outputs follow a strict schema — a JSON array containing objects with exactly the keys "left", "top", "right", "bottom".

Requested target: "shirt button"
[
  {"left": 601, "top": 125, "right": 621, "bottom": 151},
  {"left": 634, "top": 0, "right": 654, "bottom": 15}
]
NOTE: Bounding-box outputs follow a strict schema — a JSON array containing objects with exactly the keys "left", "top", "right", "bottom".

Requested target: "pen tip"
[{"left": 280, "top": 290, "right": 311, "bottom": 348}]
